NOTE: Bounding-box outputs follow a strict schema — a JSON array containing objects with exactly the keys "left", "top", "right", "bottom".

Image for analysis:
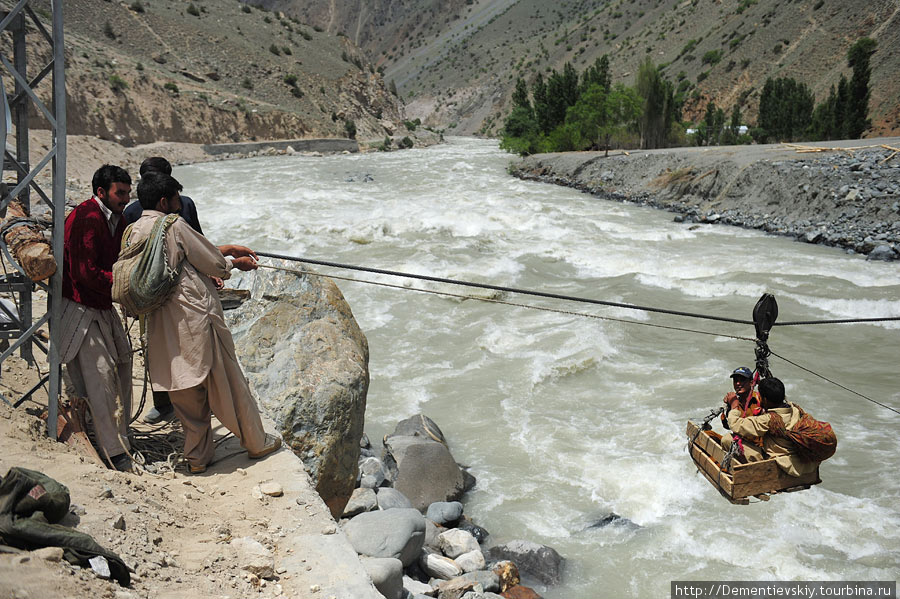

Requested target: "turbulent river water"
[{"left": 179, "top": 138, "right": 900, "bottom": 598}]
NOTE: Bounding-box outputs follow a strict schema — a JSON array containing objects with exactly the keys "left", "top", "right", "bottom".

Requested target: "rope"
[
  {"left": 258, "top": 262, "right": 900, "bottom": 416},
  {"left": 256, "top": 263, "right": 756, "bottom": 343},
  {"left": 255, "top": 251, "right": 900, "bottom": 327}
]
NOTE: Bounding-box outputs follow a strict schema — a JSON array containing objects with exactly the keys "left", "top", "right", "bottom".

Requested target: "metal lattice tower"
[{"left": 1, "top": 0, "right": 66, "bottom": 438}]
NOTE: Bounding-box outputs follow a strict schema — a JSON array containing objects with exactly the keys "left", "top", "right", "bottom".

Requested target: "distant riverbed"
[{"left": 513, "top": 138, "right": 900, "bottom": 261}]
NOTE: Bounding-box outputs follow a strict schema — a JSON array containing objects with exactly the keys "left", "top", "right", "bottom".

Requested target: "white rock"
[
  {"left": 419, "top": 551, "right": 461, "bottom": 580},
  {"left": 231, "top": 537, "right": 275, "bottom": 579},
  {"left": 259, "top": 482, "right": 284, "bottom": 497},
  {"left": 455, "top": 549, "right": 486, "bottom": 573},
  {"left": 438, "top": 528, "right": 479, "bottom": 559}
]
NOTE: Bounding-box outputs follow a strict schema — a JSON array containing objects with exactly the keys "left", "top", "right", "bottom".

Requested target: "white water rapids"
[{"left": 179, "top": 138, "right": 900, "bottom": 598}]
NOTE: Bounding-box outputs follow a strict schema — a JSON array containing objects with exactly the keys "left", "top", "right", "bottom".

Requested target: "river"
[{"left": 179, "top": 137, "right": 900, "bottom": 598}]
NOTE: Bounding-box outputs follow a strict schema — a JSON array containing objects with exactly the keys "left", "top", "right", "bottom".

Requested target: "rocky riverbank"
[
  {"left": 340, "top": 413, "right": 565, "bottom": 599},
  {"left": 511, "top": 138, "right": 900, "bottom": 262}
]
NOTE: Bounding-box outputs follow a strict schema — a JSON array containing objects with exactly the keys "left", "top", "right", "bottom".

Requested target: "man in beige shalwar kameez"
[{"left": 125, "top": 171, "right": 280, "bottom": 473}]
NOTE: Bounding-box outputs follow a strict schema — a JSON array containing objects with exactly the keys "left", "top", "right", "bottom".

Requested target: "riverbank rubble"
[
  {"left": 343, "top": 413, "right": 564, "bottom": 599},
  {"left": 511, "top": 140, "right": 900, "bottom": 262}
]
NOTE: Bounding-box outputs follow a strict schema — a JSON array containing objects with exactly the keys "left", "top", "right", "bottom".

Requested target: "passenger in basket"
[
  {"left": 720, "top": 377, "right": 819, "bottom": 477},
  {"left": 126, "top": 171, "right": 280, "bottom": 474}
]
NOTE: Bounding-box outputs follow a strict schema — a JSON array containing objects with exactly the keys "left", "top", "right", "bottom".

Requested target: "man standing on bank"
[
  {"left": 60, "top": 165, "right": 134, "bottom": 471},
  {"left": 124, "top": 156, "right": 204, "bottom": 425},
  {"left": 126, "top": 171, "right": 280, "bottom": 473}
]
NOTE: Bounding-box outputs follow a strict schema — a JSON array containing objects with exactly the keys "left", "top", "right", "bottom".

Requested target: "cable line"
[
  {"left": 770, "top": 350, "right": 900, "bottom": 416},
  {"left": 255, "top": 251, "right": 900, "bottom": 327},
  {"left": 255, "top": 260, "right": 899, "bottom": 416},
  {"left": 256, "top": 263, "right": 756, "bottom": 343}
]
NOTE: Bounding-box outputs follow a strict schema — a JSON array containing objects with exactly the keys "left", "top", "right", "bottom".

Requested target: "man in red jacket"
[{"left": 59, "top": 165, "right": 134, "bottom": 471}]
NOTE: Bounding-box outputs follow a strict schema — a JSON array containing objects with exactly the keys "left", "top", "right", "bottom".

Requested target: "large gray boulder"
[
  {"left": 383, "top": 435, "right": 465, "bottom": 511},
  {"left": 485, "top": 540, "right": 564, "bottom": 585},
  {"left": 228, "top": 265, "right": 369, "bottom": 518},
  {"left": 342, "top": 508, "right": 425, "bottom": 567}
]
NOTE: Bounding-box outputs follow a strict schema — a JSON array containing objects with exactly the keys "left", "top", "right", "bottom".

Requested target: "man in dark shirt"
[
  {"left": 124, "top": 156, "right": 203, "bottom": 424},
  {"left": 60, "top": 165, "right": 134, "bottom": 470},
  {"left": 124, "top": 157, "right": 203, "bottom": 233}
]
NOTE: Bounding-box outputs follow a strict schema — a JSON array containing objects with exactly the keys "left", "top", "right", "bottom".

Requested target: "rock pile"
[{"left": 340, "top": 414, "right": 564, "bottom": 599}]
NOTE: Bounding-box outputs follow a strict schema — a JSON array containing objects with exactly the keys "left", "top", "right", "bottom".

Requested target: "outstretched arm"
[{"left": 218, "top": 244, "right": 258, "bottom": 260}]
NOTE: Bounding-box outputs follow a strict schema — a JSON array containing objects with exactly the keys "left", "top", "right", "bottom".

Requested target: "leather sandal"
[{"left": 189, "top": 463, "right": 207, "bottom": 474}]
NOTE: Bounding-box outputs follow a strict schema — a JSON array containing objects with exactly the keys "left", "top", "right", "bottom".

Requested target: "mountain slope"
[
  {"left": 261, "top": 0, "right": 900, "bottom": 137},
  {"left": 5, "top": 0, "right": 404, "bottom": 144}
]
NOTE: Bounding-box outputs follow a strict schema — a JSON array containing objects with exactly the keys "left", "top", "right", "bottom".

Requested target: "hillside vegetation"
[
  {"left": 5, "top": 0, "right": 404, "bottom": 145},
  {"left": 267, "top": 0, "right": 900, "bottom": 137}
]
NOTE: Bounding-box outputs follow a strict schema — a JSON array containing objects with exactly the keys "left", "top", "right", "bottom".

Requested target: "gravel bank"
[{"left": 511, "top": 138, "right": 900, "bottom": 261}]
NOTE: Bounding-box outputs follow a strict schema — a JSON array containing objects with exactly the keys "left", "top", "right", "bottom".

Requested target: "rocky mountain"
[
  {"left": 7, "top": 0, "right": 405, "bottom": 145},
  {"left": 261, "top": 0, "right": 900, "bottom": 137}
]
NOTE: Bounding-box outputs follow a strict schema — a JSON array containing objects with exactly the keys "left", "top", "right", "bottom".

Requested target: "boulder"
[
  {"left": 342, "top": 508, "right": 425, "bottom": 567},
  {"left": 867, "top": 244, "right": 897, "bottom": 261},
  {"left": 420, "top": 550, "right": 462, "bottom": 580},
  {"left": 457, "top": 516, "right": 489, "bottom": 543},
  {"left": 403, "top": 575, "right": 436, "bottom": 597},
  {"left": 584, "top": 512, "right": 638, "bottom": 530},
  {"left": 424, "top": 519, "right": 444, "bottom": 550},
  {"left": 455, "top": 549, "right": 486, "bottom": 573},
  {"left": 435, "top": 578, "right": 480, "bottom": 599},
  {"left": 383, "top": 436, "right": 465, "bottom": 511},
  {"left": 377, "top": 487, "right": 414, "bottom": 510},
  {"left": 228, "top": 265, "right": 369, "bottom": 518},
  {"left": 359, "top": 456, "right": 387, "bottom": 488},
  {"left": 460, "top": 570, "right": 501, "bottom": 593},
  {"left": 439, "top": 529, "right": 479, "bottom": 559},
  {"left": 343, "top": 487, "right": 377, "bottom": 518},
  {"left": 360, "top": 557, "right": 403, "bottom": 599},
  {"left": 485, "top": 540, "right": 564, "bottom": 585},
  {"left": 390, "top": 413, "right": 448, "bottom": 444},
  {"left": 426, "top": 501, "right": 464, "bottom": 526},
  {"left": 500, "top": 585, "right": 544, "bottom": 599}
]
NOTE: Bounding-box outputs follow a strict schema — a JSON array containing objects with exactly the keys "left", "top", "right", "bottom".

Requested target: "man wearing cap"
[
  {"left": 719, "top": 366, "right": 764, "bottom": 459},
  {"left": 724, "top": 367, "right": 762, "bottom": 419}
]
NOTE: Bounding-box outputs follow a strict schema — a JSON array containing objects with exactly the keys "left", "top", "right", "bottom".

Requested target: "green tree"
[
  {"left": 500, "top": 105, "right": 541, "bottom": 156},
  {"left": 565, "top": 83, "right": 641, "bottom": 155},
  {"left": 581, "top": 55, "right": 611, "bottom": 94},
  {"left": 845, "top": 37, "right": 876, "bottom": 139},
  {"left": 757, "top": 77, "right": 814, "bottom": 141},
  {"left": 512, "top": 76, "right": 532, "bottom": 115},
  {"left": 636, "top": 58, "right": 669, "bottom": 149},
  {"left": 532, "top": 73, "right": 551, "bottom": 134}
]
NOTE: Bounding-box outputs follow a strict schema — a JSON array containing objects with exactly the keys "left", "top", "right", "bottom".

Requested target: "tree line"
[
  {"left": 501, "top": 55, "right": 683, "bottom": 156},
  {"left": 500, "top": 37, "right": 876, "bottom": 156}
]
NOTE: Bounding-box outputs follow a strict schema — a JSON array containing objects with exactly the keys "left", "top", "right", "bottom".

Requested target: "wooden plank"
[
  {"left": 688, "top": 438, "right": 734, "bottom": 496},
  {"left": 687, "top": 421, "right": 728, "bottom": 464}
]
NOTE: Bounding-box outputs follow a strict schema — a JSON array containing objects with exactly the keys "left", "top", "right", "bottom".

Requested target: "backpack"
[
  {"left": 767, "top": 403, "right": 837, "bottom": 463},
  {"left": 112, "top": 213, "right": 182, "bottom": 317}
]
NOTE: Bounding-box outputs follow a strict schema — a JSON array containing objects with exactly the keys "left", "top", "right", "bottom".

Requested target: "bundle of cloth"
[{"left": 0, "top": 466, "right": 130, "bottom": 586}]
